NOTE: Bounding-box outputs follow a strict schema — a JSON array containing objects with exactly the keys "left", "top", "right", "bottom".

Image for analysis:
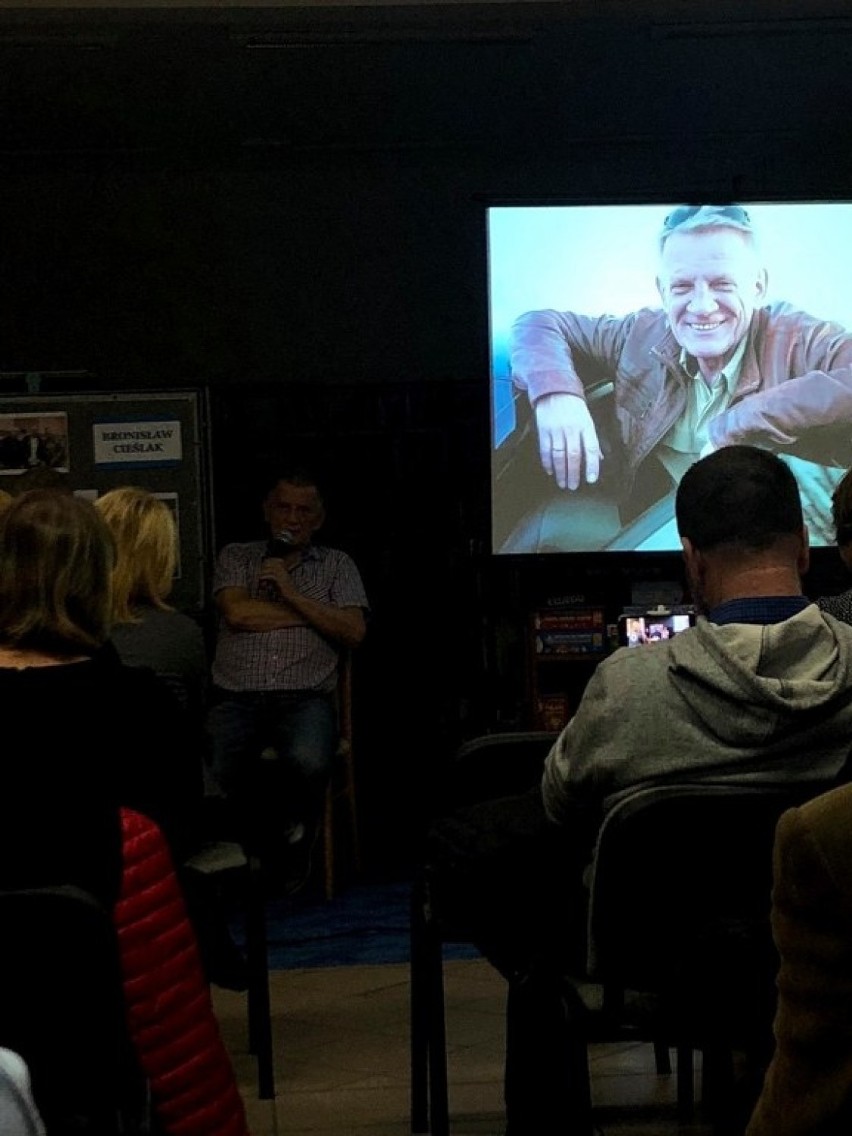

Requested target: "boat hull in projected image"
[{"left": 488, "top": 201, "right": 852, "bottom": 555}]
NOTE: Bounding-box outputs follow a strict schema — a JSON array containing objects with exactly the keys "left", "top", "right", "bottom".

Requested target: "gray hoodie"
[{"left": 542, "top": 604, "right": 852, "bottom": 824}]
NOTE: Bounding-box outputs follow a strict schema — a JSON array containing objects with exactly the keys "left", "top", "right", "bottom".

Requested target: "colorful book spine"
[
  {"left": 533, "top": 609, "right": 604, "bottom": 632},
  {"left": 534, "top": 630, "right": 606, "bottom": 655},
  {"left": 535, "top": 693, "right": 571, "bottom": 731}
]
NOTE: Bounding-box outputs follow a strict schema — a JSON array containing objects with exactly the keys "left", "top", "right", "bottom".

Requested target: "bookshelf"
[{"left": 527, "top": 603, "right": 610, "bottom": 730}]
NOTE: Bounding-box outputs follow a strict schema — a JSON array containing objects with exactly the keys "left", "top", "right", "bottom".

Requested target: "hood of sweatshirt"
[
  {"left": 667, "top": 605, "right": 852, "bottom": 746},
  {"left": 541, "top": 603, "right": 852, "bottom": 826}
]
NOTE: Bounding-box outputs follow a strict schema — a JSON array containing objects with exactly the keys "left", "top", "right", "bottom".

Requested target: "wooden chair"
[
  {"left": 323, "top": 649, "right": 361, "bottom": 899},
  {"left": 242, "top": 650, "right": 361, "bottom": 900}
]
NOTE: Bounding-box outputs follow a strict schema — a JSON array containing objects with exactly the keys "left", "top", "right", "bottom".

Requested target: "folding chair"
[
  {"left": 411, "top": 765, "right": 835, "bottom": 1134},
  {"left": 0, "top": 884, "right": 151, "bottom": 1134}
]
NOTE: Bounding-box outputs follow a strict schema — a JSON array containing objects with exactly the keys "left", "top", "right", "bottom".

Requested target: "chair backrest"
[
  {"left": 447, "top": 731, "right": 559, "bottom": 810},
  {"left": 0, "top": 884, "right": 147, "bottom": 1135},
  {"left": 586, "top": 782, "right": 835, "bottom": 992},
  {"left": 336, "top": 649, "right": 353, "bottom": 749}
]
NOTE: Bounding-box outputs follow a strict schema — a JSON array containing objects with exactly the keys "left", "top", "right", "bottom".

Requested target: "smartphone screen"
[{"left": 619, "top": 612, "right": 693, "bottom": 647}]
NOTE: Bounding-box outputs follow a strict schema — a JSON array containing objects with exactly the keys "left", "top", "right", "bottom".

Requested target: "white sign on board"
[{"left": 93, "top": 418, "right": 182, "bottom": 469}]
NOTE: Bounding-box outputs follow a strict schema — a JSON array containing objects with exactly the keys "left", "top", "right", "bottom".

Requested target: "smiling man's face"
[{"left": 657, "top": 227, "right": 767, "bottom": 380}]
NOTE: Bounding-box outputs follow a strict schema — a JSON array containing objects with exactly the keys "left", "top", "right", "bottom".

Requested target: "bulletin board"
[{"left": 0, "top": 390, "right": 213, "bottom": 612}]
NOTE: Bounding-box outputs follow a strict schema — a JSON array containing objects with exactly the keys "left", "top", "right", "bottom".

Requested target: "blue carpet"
[{"left": 230, "top": 877, "right": 480, "bottom": 970}]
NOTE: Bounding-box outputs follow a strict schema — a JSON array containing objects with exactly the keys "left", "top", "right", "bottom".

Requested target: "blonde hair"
[
  {"left": 0, "top": 489, "right": 13, "bottom": 516},
  {"left": 95, "top": 487, "right": 177, "bottom": 622},
  {"left": 0, "top": 491, "right": 114, "bottom": 654}
]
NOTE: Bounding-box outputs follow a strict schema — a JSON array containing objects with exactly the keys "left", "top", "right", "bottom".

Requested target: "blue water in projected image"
[{"left": 488, "top": 201, "right": 852, "bottom": 554}]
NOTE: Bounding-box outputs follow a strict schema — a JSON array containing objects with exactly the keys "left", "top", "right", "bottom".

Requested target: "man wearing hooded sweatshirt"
[
  {"left": 543, "top": 445, "right": 852, "bottom": 823},
  {"left": 427, "top": 444, "right": 852, "bottom": 1136}
]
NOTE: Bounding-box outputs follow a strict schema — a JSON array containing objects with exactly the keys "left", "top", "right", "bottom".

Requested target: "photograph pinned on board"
[{"left": 0, "top": 412, "right": 69, "bottom": 475}]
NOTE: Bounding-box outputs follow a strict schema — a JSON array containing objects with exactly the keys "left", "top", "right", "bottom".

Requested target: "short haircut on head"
[
  {"left": 0, "top": 490, "right": 114, "bottom": 654},
  {"left": 659, "top": 203, "right": 758, "bottom": 255},
  {"left": 262, "top": 467, "right": 325, "bottom": 505},
  {"left": 676, "top": 445, "right": 804, "bottom": 553},
  {"left": 95, "top": 486, "right": 177, "bottom": 622}
]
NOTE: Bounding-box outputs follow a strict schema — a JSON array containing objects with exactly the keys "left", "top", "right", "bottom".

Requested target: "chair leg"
[
  {"left": 701, "top": 1044, "right": 735, "bottom": 1119},
  {"left": 676, "top": 1044, "right": 695, "bottom": 1121},
  {"left": 410, "top": 881, "right": 430, "bottom": 1134},
  {"left": 246, "top": 854, "right": 275, "bottom": 1100},
  {"left": 426, "top": 925, "right": 449, "bottom": 1136},
  {"left": 653, "top": 1038, "right": 672, "bottom": 1075},
  {"left": 409, "top": 875, "right": 450, "bottom": 1136},
  {"left": 345, "top": 764, "right": 361, "bottom": 874},
  {"left": 323, "top": 756, "right": 361, "bottom": 901},
  {"left": 323, "top": 783, "right": 335, "bottom": 900}
]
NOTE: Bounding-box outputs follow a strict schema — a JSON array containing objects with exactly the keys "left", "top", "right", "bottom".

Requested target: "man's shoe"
[{"left": 281, "top": 822, "right": 318, "bottom": 896}]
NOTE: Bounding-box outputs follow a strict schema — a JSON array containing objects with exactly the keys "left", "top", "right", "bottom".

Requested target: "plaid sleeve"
[
  {"left": 211, "top": 543, "right": 254, "bottom": 596},
  {"left": 329, "top": 550, "right": 369, "bottom": 611}
]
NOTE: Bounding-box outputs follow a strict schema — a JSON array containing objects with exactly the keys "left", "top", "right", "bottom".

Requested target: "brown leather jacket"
[{"left": 510, "top": 302, "right": 852, "bottom": 483}]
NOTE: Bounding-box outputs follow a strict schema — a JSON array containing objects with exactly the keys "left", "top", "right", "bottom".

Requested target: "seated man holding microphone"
[{"left": 207, "top": 468, "right": 368, "bottom": 892}]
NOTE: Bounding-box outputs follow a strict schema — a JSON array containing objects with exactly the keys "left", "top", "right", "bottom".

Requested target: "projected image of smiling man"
[
  {"left": 510, "top": 203, "right": 852, "bottom": 547},
  {"left": 657, "top": 209, "right": 766, "bottom": 386},
  {"left": 652, "top": 205, "right": 767, "bottom": 484}
]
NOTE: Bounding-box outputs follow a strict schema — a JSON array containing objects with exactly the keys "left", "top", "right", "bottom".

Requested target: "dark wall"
[
  {"left": 3, "top": 1, "right": 852, "bottom": 385},
  {"left": 2, "top": 0, "right": 851, "bottom": 866}
]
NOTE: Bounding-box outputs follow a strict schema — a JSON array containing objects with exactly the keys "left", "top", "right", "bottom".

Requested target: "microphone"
[{"left": 265, "top": 530, "right": 296, "bottom": 559}]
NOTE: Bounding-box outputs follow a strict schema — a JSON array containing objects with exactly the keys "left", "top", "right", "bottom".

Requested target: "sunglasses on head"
[{"left": 662, "top": 204, "right": 752, "bottom": 231}]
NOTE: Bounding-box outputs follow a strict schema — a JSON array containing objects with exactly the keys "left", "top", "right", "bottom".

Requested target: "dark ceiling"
[
  {"left": 0, "top": 0, "right": 851, "bottom": 388},
  {"left": 0, "top": 1, "right": 850, "bottom": 157}
]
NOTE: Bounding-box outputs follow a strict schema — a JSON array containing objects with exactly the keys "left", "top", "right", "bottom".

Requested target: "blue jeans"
[{"left": 207, "top": 689, "right": 337, "bottom": 843}]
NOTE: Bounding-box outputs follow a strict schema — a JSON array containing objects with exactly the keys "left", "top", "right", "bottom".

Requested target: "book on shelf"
[
  {"left": 533, "top": 610, "right": 604, "bottom": 632},
  {"left": 532, "top": 606, "right": 605, "bottom": 633},
  {"left": 534, "top": 693, "right": 571, "bottom": 731},
  {"left": 534, "top": 631, "right": 606, "bottom": 656}
]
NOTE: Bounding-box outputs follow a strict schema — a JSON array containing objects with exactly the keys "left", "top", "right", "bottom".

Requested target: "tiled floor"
[{"left": 212, "top": 958, "right": 717, "bottom": 1135}]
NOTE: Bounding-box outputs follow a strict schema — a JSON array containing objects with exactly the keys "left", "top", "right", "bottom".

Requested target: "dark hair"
[
  {"left": 676, "top": 445, "right": 803, "bottom": 553},
  {"left": 0, "top": 491, "right": 115, "bottom": 653},
  {"left": 11, "top": 466, "right": 72, "bottom": 496},
  {"left": 831, "top": 467, "right": 852, "bottom": 549},
  {"left": 261, "top": 467, "right": 325, "bottom": 506}
]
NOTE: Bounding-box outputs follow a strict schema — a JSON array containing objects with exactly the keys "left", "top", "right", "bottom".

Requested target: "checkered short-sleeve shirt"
[{"left": 211, "top": 541, "right": 368, "bottom": 692}]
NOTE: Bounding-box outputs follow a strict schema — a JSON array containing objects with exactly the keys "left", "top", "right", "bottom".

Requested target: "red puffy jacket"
[{"left": 116, "top": 809, "right": 250, "bottom": 1136}]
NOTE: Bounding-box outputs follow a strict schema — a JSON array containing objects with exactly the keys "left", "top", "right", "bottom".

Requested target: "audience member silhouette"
[
  {"left": 95, "top": 485, "right": 248, "bottom": 991},
  {"left": 428, "top": 446, "right": 852, "bottom": 1136},
  {"left": 746, "top": 782, "right": 852, "bottom": 1136},
  {"left": 818, "top": 464, "right": 852, "bottom": 624},
  {"left": 0, "top": 492, "right": 248, "bottom": 1134},
  {"left": 96, "top": 486, "right": 208, "bottom": 718}
]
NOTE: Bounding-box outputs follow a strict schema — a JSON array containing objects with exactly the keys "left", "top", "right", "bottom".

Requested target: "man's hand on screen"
[{"left": 534, "top": 393, "right": 602, "bottom": 490}]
